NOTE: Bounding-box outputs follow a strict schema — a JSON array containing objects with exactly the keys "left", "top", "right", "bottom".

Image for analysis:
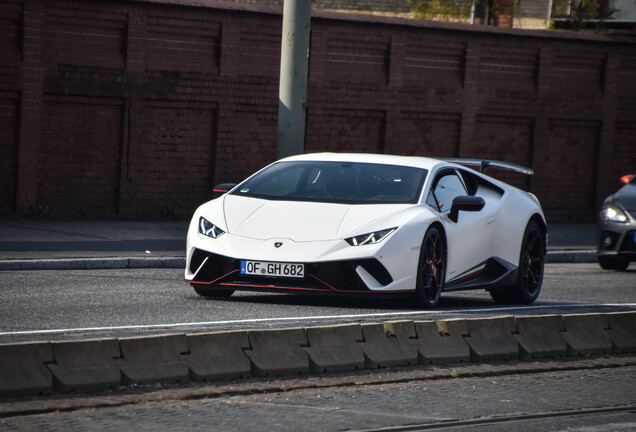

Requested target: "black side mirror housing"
[{"left": 449, "top": 195, "right": 485, "bottom": 223}]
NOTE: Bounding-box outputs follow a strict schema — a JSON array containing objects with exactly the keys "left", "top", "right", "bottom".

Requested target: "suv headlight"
[
  {"left": 345, "top": 228, "right": 396, "bottom": 246},
  {"left": 600, "top": 206, "right": 628, "bottom": 223},
  {"left": 199, "top": 217, "right": 225, "bottom": 238}
]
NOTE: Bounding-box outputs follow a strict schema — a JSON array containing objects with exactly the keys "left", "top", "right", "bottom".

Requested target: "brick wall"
[
  {"left": 0, "top": 0, "right": 634, "bottom": 221},
  {"left": 226, "top": 0, "right": 411, "bottom": 14}
]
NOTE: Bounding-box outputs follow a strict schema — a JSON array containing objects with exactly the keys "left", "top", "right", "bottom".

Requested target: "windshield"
[{"left": 230, "top": 161, "right": 428, "bottom": 204}]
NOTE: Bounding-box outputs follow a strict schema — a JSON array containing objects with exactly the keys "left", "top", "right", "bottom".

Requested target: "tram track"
[{"left": 350, "top": 405, "right": 636, "bottom": 431}]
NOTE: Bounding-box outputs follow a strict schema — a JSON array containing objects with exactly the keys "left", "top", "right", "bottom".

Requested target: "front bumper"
[
  {"left": 186, "top": 248, "right": 409, "bottom": 294},
  {"left": 597, "top": 222, "right": 636, "bottom": 261}
]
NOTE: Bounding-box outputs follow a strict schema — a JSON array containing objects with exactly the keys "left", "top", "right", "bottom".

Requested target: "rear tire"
[
  {"left": 192, "top": 284, "right": 235, "bottom": 298},
  {"left": 415, "top": 226, "right": 446, "bottom": 308},
  {"left": 490, "top": 220, "right": 545, "bottom": 304},
  {"left": 598, "top": 256, "right": 630, "bottom": 271}
]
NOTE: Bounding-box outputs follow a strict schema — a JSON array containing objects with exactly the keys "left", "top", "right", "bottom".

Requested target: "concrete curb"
[
  {"left": 0, "top": 250, "right": 596, "bottom": 271},
  {"left": 303, "top": 324, "right": 366, "bottom": 373},
  {"left": 0, "top": 342, "right": 54, "bottom": 397},
  {"left": 244, "top": 328, "right": 310, "bottom": 377},
  {"left": 607, "top": 311, "right": 636, "bottom": 353},
  {"left": 185, "top": 331, "right": 252, "bottom": 381},
  {"left": 545, "top": 250, "right": 597, "bottom": 264},
  {"left": 116, "top": 334, "right": 190, "bottom": 386},
  {"left": 0, "top": 257, "right": 186, "bottom": 271},
  {"left": 48, "top": 339, "right": 121, "bottom": 393},
  {"left": 464, "top": 316, "right": 520, "bottom": 362},
  {"left": 1, "top": 312, "right": 634, "bottom": 398},
  {"left": 513, "top": 314, "right": 568, "bottom": 359},
  {"left": 414, "top": 319, "right": 471, "bottom": 364},
  {"left": 361, "top": 321, "right": 419, "bottom": 369},
  {"left": 562, "top": 314, "right": 614, "bottom": 356}
]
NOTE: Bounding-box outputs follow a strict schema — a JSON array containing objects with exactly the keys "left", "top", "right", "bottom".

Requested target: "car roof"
[{"left": 279, "top": 152, "right": 445, "bottom": 171}]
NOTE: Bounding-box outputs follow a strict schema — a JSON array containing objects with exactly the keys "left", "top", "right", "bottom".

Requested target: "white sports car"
[{"left": 185, "top": 153, "right": 547, "bottom": 307}]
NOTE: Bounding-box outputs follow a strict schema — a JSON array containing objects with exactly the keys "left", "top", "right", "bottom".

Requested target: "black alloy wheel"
[
  {"left": 416, "top": 226, "right": 446, "bottom": 308},
  {"left": 491, "top": 220, "right": 545, "bottom": 304}
]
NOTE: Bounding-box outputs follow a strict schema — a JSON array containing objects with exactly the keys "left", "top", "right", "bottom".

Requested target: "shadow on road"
[{"left": 196, "top": 290, "right": 537, "bottom": 311}]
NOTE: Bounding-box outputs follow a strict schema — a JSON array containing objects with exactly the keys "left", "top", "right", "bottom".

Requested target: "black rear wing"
[{"left": 441, "top": 158, "right": 534, "bottom": 176}]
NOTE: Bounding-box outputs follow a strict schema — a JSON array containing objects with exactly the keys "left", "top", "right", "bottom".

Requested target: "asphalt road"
[
  {"left": 0, "top": 263, "right": 634, "bottom": 343},
  {"left": 1, "top": 263, "right": 635, "bottom": 431}
]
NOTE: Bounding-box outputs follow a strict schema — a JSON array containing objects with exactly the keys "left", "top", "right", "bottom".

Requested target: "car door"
[{"left": 426, "top": 169, "right": 497, "bottom": 286}]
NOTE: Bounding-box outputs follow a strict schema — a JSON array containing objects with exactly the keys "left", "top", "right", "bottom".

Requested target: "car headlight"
[
  {"left": 199, "top": 217, "right": 225, "bottom": 238},
  {"left": 345, "top": 228, "right": 396, "bottom": 246},
  {"left": 600, "top": 206, "right": 628, "bottom": 223}
]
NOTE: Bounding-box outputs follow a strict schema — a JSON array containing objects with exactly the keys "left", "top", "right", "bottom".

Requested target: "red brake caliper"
[
  {"left": 524, "top": 255, "right": 532, "bottom": 269},
  {"left": 427, "top": 253, "right": 437, "bottom": 277}
]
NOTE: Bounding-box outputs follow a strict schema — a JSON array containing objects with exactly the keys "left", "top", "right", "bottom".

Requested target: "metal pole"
[
  {"left": 546, "top": 0, "right": 554, "bottom": 28},
  {"left": 276, "top": 0, "right": 311, "bottom": 160}
]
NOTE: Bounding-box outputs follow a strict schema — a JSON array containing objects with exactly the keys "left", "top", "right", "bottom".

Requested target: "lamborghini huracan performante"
[{"left": 185, "top": 153, "right": 547, "bottom": 307}]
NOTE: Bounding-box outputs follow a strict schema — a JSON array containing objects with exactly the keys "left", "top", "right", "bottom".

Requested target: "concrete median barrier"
[
  {"left": 303, "top": 324, "right": 365, "bottom": 373},
  {"left": 562, "top": 314, "right": 613, "bottom": 356},
  {"left": 1, "top": 312, "right": 635, "bottom": 398},
  {"left": 606, "top": 311, "right": 636, "bottom": 353},
  {"left": 116, "top": 334, "right": 189, "bottom": 385},
  {"left": 244, "top": 328, "right": 310, "bottom": 377},
  {"left": 514, "top": 315, "right": 568, "bottom": 359},
  {"left": 184, "top": 331, "right": 251, "bottom": 381},
  {"left": 0, "top": 342, "right": 54, "bottom": 397},
  {"left": 464, "top": 316, "right": 519, "bottom": 361},
  {"left": 414, "top": 319, "right": 471, "bottom": 364},
  {"left": 361, "top": 321, "right": 418, "bottom": 368},
  {"left": 48, "top": 339, "right": 121, "bottom": 393}
]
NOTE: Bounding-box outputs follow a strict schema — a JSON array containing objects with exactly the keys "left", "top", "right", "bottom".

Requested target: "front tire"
[
  {"left": 192, "top": 284, "right": 235, "bottom": 298},
  {"left": 415, "top": 226, "right": 446, "bottom": 308},
  {"left": 491, "top": 220, "right": 545, "bottom": 304},
  {"left": 598, "top": 256, "right": 630, "bottom": 271}
]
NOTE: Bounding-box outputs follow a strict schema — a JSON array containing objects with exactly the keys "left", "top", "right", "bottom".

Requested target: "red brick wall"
[
  {"left": 0, "top": 0, "right": 635, "bottom": 221},
  {"left": 38, "top": 95, "right": 124, "bottom": 216},
  {"left": 0, "top": 93, "right": 19, "bottom": 214}
]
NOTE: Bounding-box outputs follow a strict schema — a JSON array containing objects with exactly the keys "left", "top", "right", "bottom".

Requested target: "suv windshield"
[{"left": 230, "top": 161, "right": 427, "bottom": 204}]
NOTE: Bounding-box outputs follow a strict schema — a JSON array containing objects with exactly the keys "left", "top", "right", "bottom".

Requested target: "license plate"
[{"left": 240, "top": 260, "right": 304, "bottom": 278}]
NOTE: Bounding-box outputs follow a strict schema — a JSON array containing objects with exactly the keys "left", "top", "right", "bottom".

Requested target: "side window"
[{"left": 427, "top": 171, "right": 468, "bottom": 212}]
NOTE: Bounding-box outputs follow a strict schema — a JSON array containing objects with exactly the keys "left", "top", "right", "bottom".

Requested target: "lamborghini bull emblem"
[{"left": 274, "top": 242, "right": 283, "bottom": 248}]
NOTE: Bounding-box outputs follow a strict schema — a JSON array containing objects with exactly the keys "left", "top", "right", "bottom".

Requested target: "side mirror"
[
  {"left": 213, "top": 183, "right": 237, "bottom": 195},
  {"left": 620, "top": 175, "right": 634, "bottom": 185},
  {"left": 449, "top": 195, "right": 485, "bottom": 223}
]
